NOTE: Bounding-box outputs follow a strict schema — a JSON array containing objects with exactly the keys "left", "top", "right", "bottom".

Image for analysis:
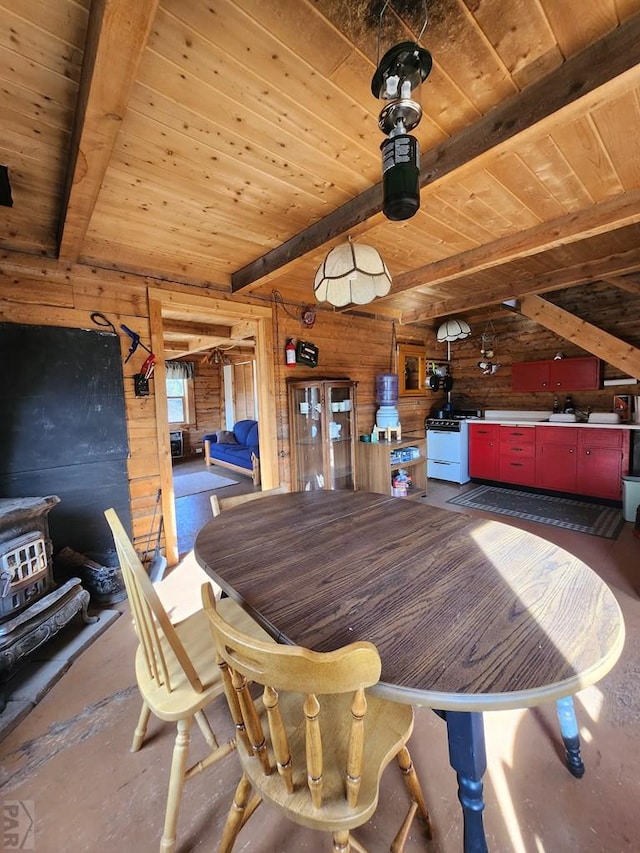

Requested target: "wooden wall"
[
  {"left": 231, "top": 360, "right": 256, "bottom": 422},
  {"left": 0, "top": 254, "right": 428, "bottom": 550},
  {"left": 182, "top": 358, "right": 223, "bottom": 457},
  {"left": 271, "top": 308, "right": 429, "bottom": 485}
]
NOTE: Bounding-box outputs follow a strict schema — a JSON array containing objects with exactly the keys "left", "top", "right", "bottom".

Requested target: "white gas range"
[{"left": 425, "top": 411, "right": 479, "bottom": 484}]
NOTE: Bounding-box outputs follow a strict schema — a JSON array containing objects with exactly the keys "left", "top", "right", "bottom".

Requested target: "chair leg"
[
  {"left": 195, "top": 709, "right": 219, "bottom": 749},
  {"left": 332, "top": 830, "right": 351, "bottom": 852},
  {"left": 220, "top": 774, "right": 256, "bottom": 853},
  {"left": 131, "top": 701, "right": 152, "bottom": 752},
  {"left": 160, "top": 717, "right": 192, "bottom": 853},
  {"left": 396, "top": 745, "right": 432, "bottom": 840}
]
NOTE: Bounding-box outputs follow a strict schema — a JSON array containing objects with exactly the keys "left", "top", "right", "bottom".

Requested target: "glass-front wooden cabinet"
[
  {"left": 397, "top": 343, "right": 426, "bottom": 396},
  {"left": 287, "top": 379, "right": 357, "bottom": 491}
]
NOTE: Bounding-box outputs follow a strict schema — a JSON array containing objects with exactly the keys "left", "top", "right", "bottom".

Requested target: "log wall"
[{"left": 186, "top": 358, "right": 223, "bottom": 457}]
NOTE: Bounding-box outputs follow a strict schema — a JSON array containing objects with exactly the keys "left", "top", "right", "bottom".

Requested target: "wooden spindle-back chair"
[
  {"left": 105, "top": 508, "right": 271, "bottom": 853},
  {"left": 201, "top": 583, "right": 432, "bottom": 853}
]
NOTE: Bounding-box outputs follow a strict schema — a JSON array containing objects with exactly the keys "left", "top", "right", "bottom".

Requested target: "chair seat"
[
  {"left": 137, "top": 602, "right": 274, "bottom": 722},
  {"left": 239, "top": 690, "right": 416, "bottom": 833}
]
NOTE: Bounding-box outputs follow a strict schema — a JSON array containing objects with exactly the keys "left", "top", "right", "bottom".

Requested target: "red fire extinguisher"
[{"left": 285, "top": 338, "right": 296, "bottom": 367}]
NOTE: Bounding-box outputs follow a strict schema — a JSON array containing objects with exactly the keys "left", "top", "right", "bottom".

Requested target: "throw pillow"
[{"left": 216, "top": 430, "right": 238, "bottom": 444}]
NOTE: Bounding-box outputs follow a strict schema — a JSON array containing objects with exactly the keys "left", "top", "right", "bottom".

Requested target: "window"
[{"left": 166, "top": 377, "right": 195, "bottom": 424}]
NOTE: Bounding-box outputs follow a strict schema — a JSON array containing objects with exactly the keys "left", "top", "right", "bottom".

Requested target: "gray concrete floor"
[{"left": 1, "top": 475, "right": 639, "bottom": 852}]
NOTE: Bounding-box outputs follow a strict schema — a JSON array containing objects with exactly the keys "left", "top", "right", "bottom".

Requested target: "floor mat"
[
  {"left": 447, "top": 484, "right": 624, "bottom": 539},
  {"left": 174, "top": 470, "right": 237, "bottom": 497}
]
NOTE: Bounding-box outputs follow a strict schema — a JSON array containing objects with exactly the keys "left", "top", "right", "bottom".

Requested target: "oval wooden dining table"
[{"left": 194, "top": 490, "right": 625, "bottom": 853}]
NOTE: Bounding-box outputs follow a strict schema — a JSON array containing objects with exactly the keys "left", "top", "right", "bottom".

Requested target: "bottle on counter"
[
  {"left": 564, "top": 395, "right": 575, "bottom": 414},
  {"left": 553, "top": 397, "right": 560, "bottom": 414}
]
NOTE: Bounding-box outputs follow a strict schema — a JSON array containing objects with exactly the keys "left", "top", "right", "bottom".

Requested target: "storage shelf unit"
[{"left": 357, "top": 435, "right": 427, "bottom": 498}]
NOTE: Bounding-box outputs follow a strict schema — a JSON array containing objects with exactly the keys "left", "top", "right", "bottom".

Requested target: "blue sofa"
[{"left": 203, "top": 419, "right": 260, "bottom": 485}]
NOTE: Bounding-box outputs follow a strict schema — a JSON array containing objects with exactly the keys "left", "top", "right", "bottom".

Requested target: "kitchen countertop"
[{"left": 477, "top": 417, "right": 640, "bottom": 430}]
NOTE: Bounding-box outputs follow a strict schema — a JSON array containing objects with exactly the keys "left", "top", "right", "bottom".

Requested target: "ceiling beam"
[
  {"left": 57, "top": 0, "right": 159, "bottom": 262},
  {"left": 389, "top": 190, "right": 640, "bottom": 296},
  {"left": 162, "top": 319, "right": 232, "bottom": 339},
  {"left": 401, "top": 246, "right": 640, "bottom": 323},
  {"left": 229, "top": 320, "right": 258, "bottom": 341},
  {"left": 165, "top": 337, "right": 234, "bottom": 358},
  {"left": 518, "top": 295, "right": 640, "bottom": 378},
  {"left": 231, "top": 11, "right": 640, "bottom": 292}
]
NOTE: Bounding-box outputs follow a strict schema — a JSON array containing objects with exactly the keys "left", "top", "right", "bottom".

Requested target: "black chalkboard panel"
[
  {"left": 0, "top": 461, "right": 130, "bottom": 559},
  {"left": 0, "top": 323, "right": 131, "bottom": 559},
  {"left": 0, "top": 323, "right": 129, "bottom": 472}
]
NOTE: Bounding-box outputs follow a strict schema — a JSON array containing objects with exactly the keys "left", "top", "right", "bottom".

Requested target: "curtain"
[{"left": 165, "top": 360, "right": 195, "bottom": 379}]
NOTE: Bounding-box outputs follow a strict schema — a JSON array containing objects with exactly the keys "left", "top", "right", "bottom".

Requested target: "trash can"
[{"left": 622, "top": 475, "right": 640, "bottom": 522}]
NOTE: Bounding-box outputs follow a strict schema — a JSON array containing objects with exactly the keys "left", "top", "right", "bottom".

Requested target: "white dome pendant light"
[
  {"left": 436, "top": 318, "right": 471, "bottom": 342},
  {"left": 314, "top": 239, "right": 392, "bottom": 307}
]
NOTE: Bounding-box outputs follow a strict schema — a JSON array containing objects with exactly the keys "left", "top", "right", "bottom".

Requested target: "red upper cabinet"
[
  {"left": 511, "top": 360, "right": 550, "bottom": 391},
  {"left": 550, "top": 357, "right": 600, "bottom": 391},
  {"left": 511, "top": 356, "right": 600, "bottom": 392}
]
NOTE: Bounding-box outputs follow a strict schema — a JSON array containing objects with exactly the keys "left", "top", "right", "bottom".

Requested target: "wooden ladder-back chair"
[
  {"left": 201, "top": 584, "right": 432, "bottom": 853},
  {"left": 132, "top": 496, "right": 275, "bottom": 752},
  {"left": 104, "top": 508, "right": 271, "bottom": 853},
  {"left": 210, "top": 484, "right": 288, "bottom": 517}
]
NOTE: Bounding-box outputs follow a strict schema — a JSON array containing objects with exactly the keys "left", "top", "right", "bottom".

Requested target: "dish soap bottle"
[{"left": 563, "top": 395, "right": 574, "bottom": 414}]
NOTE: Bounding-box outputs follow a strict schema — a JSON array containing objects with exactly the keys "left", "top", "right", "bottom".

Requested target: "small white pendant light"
[
  {"left": 314, "top": 239, "right": 392, "bottom": 307},
  {"left": 436, "top": 318, "right": 471, "bottom": 342}
]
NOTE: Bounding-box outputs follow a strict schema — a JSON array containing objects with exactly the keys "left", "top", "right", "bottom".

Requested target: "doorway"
[{"left": 147, "top": 289, "right": 277, "bottom": 564}]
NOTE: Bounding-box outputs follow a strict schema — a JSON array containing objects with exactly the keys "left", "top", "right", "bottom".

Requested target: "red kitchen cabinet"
[
  {"left": 551, "top": 357, "right": 600, "bottom": 391},
  {"left": 498, "top": 425, "right": 536, "bottom": 486},
  {"left": 511, "top": 357, "right": 600, "bottom": 392},
  {"left": 511, "top": 360, "right": 550, "bottom": 391},
  {"left": 536, "top": 426, "right": 629, "bottom": 499},
  {"left": 537, "top": 444, "right": 578, "bottom": 492},
  {"left": 471, "top": 422, "right": 630, "bottom": 499},
  {"left": 536, "top": 427, "right": 579, "bottom": 492},
  {"left": 576, "top": 429, "right": 629, "bottom": 500},
  {"left": 469, "top": 423, "right": 499, "bottom": 480}
]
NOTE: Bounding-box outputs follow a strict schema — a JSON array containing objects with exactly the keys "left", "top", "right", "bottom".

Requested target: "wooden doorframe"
[{"left": 148, "top": 288, "right": 277, "bottom": 565}]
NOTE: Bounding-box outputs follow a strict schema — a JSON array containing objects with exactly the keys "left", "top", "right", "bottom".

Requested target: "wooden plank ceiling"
[{"left": 3, "top": 0, "right": 640, "bottom": 345}]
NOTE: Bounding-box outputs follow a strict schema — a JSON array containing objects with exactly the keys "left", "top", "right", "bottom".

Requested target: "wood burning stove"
[{"left": 0, "top": 496, "right": 95, "bottom": 702}]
